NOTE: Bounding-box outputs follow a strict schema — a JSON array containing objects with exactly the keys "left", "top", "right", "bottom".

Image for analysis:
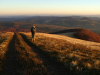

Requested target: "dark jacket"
[{"left": 31, "top": 27, "right": 36, "bottom": 34}]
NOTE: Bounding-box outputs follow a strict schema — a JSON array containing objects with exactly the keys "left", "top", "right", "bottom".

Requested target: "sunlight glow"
[{"left": 0, "top": 0, "right": 100, "bottom": 16}]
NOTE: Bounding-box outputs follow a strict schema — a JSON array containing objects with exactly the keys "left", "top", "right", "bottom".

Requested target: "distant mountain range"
[
  {"left": 0, "top": 16, "right": 100, "bottom": 21},
  {"left": 0, "top": 16, "right": 100, "bottom": 33}
]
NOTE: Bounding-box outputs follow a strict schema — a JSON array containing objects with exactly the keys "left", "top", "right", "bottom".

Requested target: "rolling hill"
[{"left": 0, "top": 16, "right": 100, "bottom": 34}]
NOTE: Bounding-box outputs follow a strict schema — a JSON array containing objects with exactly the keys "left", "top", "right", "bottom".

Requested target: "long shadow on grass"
[
  {"left": 3, "top": 33, "right": 19, "bottom": 75},
  {"left": 20, "top": 34, "right": 70, "bottom": 75}
]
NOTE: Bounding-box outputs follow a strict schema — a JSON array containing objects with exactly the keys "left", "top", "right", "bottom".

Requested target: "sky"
[{"left": 0, "top": 0, "right": 100, "bottom": 16}]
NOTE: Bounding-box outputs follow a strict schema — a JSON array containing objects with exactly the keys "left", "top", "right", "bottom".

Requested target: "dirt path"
[
  {"left": 3, "top": 33, "right": 19, "bottom": 75},
  {"left": 2, "top": 33, "right": 70, "bottom": 75},
  {"left": 21, "top": 34, "right": 70, "bottom": 75}
]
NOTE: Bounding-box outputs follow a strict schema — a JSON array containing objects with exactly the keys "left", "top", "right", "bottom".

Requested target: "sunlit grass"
[
  {"left": 0, "top": 32, "right": 14, "bottom": 74},
  {"left": 15, "top": 33, "right": 48, "bottom": 75},
  {"left": 22, "top": 32, "right": 100, "bottom": 75}
]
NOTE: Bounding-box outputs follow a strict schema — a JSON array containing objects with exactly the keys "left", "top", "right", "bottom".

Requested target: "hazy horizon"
[
  {"left": 1, "top": 0, "right": 100, "bottom": 16},
  {"left": 1, "top": 15, "right": 100, "bottom": 18}
]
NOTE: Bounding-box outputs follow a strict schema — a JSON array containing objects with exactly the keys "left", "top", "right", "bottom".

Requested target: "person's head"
[{"left": 33, "top": 26, "right": 35, "bottom": 28}]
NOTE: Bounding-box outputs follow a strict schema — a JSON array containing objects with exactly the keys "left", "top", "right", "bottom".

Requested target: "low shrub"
[{"left": 74, "top": 29, "right": 100, "bottom": 43}]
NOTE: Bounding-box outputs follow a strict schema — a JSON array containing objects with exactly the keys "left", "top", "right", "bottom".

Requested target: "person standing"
[{"left": 31, "top": 26, "right": 36, "bottom": 41}]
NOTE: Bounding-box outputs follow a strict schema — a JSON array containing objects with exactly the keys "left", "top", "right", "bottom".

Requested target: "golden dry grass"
[
  {"left": 14, "top": 33, "right": 48, "bottom": 75},
  {"left": 0, "top": 32, "right": 14, "bottom": 48},
  {"left": 21, "top": 32, "right": 100, "bottom": 50},
  {"left": 0, "top": 32, "right": 14, "bottom": 74},
  {"left": 0, "top": 32, "right": 14, "bottom": 60},
  {"left": 21, "top": 32, "right": 100, "bottom": 75}
]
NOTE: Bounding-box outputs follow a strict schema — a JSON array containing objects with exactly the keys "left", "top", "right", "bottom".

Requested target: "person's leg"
[
  {"left": 32, "top": 33, "right": 33, "bottom": 41},
  {"left": 32, "top": 32, "right": 35, "bottom": 41},
  {"left": 33, "top": 34, "right": 35, "bottom": 41}
]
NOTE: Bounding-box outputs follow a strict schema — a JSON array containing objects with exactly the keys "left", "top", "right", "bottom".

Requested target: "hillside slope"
[
  {"left": 21, "top": 32, "right": 100, "bottom": 75},
  {"left": 22, "top": 32, "right": 100, "bottom": 50}
]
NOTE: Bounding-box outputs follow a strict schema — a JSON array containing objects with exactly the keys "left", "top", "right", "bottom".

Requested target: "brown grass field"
[
  {"left": 0, "top": 32, "right": 14, "bottom": 74},
  {"left": 0, "top": 32, "right": 49, "bottom": 75},
  {"left": 0, "top": 32, "right": 68, "bottom": 75},
  {"left": 0, "top": 32, "right": 100, "bottom": 75},
  {"left": 21, "top": 32, "right": 100, "bottom": 75},
  {"left": 13, "top": 33, "right": 48, "bottom": 75}
]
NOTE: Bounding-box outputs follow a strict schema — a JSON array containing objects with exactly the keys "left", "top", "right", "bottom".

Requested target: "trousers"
[{"left": 31, "top": 33, "right": 35, "bottom": 41}]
